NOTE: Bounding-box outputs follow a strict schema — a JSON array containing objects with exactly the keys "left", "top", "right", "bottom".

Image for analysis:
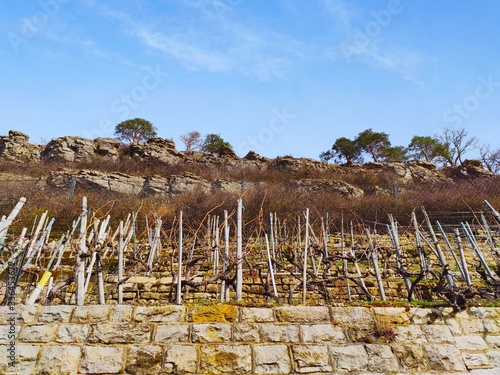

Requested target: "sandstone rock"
[
  {"left": 192, "top": 323, "right": 232, "bottom": 343},
  {"left": 128, "top": 137, "right": 181, "bottom": 164},
  {"left": 421, "top": 324, "right": 455, "bottom": 343},
  {"left": 94, "top": 137, "right": 122, "bottom": 159},
  {"left": 391, "top": 343, "right": 429, "bottom": 372},
  {"left": 125, "top": 345, "right": 163, "bottom": 375},
  {"left": 294, "top": 179, "right": 364, "bottom": 198},
  {"left": 199, "top": 344, "right": 252, "bottom": 374},
  {"left": 451, "top": 159, "right": 493, "bottom": 179},
  {"left": 18, "top": 324, "right": 57, "bottom": 343},
  {"left": 293, "top": 345, "right": 332, "bottom": 373},
  {"left": 240, "top": 307, "right": 275, "bottom": 323},
  {"left": 275, "top": 306, "right": 330, "bottom": 323},
  {"left": 42, "top": 136, "right": 96, "bottom": 162},
  {"left": 365, "top": 344, "right": 399, "bottom": 373},
  {"left": 260, "top": 324, "right": 300, "bottom": 343},
  {"left": 0, "top": 344, "right": 39, "bottom": 375},
  {"left": 244, "top": 150, "right": 269, "bottom": 163},
  {"left": 87, "top": 322, "right": 151, "bottom": 344},
  {"left": 270, "top": 156, "right": 328, "bottom": 173},
  {"left": 455, "top": 335, "right": 489, "bottom": 351},
  {"left": 80, "top": 346, "right": 124, "bottom": 374},
  {"left": 133, "top": 305, "right": 184, "bottom": 322},
  {"left": 56, "top": 323, "right": 89, "bottom": 343},
  {"left": 0, "top": 130, "right": 42, "bottom": 162},
  {"left": 164, "top": 344, "right": 198, "bottom": 373},
  {"left": 301, "top": 324, "right": 346, "bottom": 343},
  {"left": 110, "top": 305, "right": 133, "bottom": 322},
  {"left": 38, "top": 305, "right": 74, "bottom": 322},
  {"left": 233, "top": 323, "right": 261, "bottom": 342},
  {"left": 212, "top": 178, "right": 245, "bottom": 194},
  {"left": 168, "top": 173, "right": 211, "bottom": 195},
  {"left": 38, "top": 345, "right": 81, "bottom": 375},
  {"left": 188, "top": 304, "right": 238, "bottom": 322},
  {"left": 393, "top": 325, "right": 427, "bottom": 343},
  {"left": 463, "top": 352, "right": 491, "bottom": 369},
  {"left": 254, "top": 344, "right": 291, "bottom": 374},
  {"left": 154, "top": 323, "right": 190, "bottom": 342},
  {"left": 329, "top": 344, "right": 368, "bottom": 372},
  {"left": 424, "top": 343, "right": 467, "bottom": 371},
  {"left": 72, "top": 305, "right": 110, "bottom": 323}
]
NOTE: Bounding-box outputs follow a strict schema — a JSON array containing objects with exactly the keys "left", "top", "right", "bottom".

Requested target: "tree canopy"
[
  {"left": 114, "top": 118, "right": 157, "bottom": 144},
  {"left": 201, "top": 133, "right": 235, "bottom": 157}
]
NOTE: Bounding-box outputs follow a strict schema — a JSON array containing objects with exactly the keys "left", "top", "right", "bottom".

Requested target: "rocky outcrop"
[
  {"left": 128, "top": 137, "right": 181, "bottom": 164},
  {"left": 42, "top": 136, "right": 96, "bottom": 162},
  {"left": 94, "top": 138, "right": 122, "bottom": 159},
  {"left": 295, "top": 179, "right": 364, "bottom": 198},
  {"left": 270, "top": 156, "right": 328, "bottom": 172},
  {"left": 451, "top": 159, "right": 494, "bottom": 179},
  {"left": 0, "top": 130, "right": 42, "bottom": 162}
]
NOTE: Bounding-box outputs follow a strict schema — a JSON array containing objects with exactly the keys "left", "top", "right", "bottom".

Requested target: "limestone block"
[
  {"left": 455, "top": 335, "right": 489, "bottom": 351},
  {"left": 470, "top": 307, "right": 500, "bottom": 319},
  {"left": 134, "top": 305, "right": 184, "bottom": 322},
  {"left": 330, "top": 344, "right": 368, "bottom": 372},
  {"left": 240, "top": 307, "right": 275, "bottom": 323},
  {"left": 189, "top": 305, "right": 238, "bottom": 322},
  {"left": 460, "top": 318, "right": 486, "bottom": 334},
  {"left": 292, "top": 345, "right": 332, "bottom": 373},
  {"left": 233, "top": 323, "right": 261, "bottom": 342},
  {"left": 446, "top": 318, "right": 463, "bottom": 335},
  {"left": 79, "top": 346, "right": 124, "bottom": 374},
  {"left": 409, "top": 308, "right": 442, "bottom": 324},
  {"left": 484, "top": 319, "right": 500, "bottom": 334},
  {"left": 421, "top": 324, "right": 455, "bottom": 343},
  {"left": 391, "top": 343, "right": 429, "bottom": 372},
  {"left": 487, "top": 337, "right": 500, "bottom": 349},
  {"left": 0, "top": 344, "right": 39, "bottom": 375},
  {"left": 254, "top": 344, "right": 291, "bottom": 374},
  {"left": 18, "top": 324, "right": 57, "bottom": 343},
  {"left": 365, "top": 344, "right": 399, "bottom": 373},
  {"left": 56, "top": 323, "right": 90, "bottom": 343},
  {"left": 38, "top": 345, "right": 81, "bottom": 375},
  {"left": 72, "top": 305, "right": 110, "bottom": 323},
  {"left": 38, "top": 305, "right": 73, "bottom": 322},
  {"left": 0, "top": 324, "right": 20, "bottom": 344},
  {"left": 110, "top": 305, "right": 133, "bottom": 322},
  {"left": 463, "top": 352, "right": 490, "bottom": 369},
  {"left": 301, "top": 324, "right": 346, "bottom": 343},
  {"left": 88, "top": 322, "right": 151, "bottom": 344},
  {"left": 0, "top": 306, "right": 37, "bottom": 324},
  {"left": 164, "top": 344, "right": 198, "bottom": 373},
  {"left": 261, "top": 324, "right": 300, "bottom": 343},
  {"left": 192, "top": 323, "right": 232, "bottom": 343},
  {"left": 372, "top": 307, "right": 410, "bottom": 324},
  {"left": 488, "top": 350, "right": 500, "bottom": 367},
  {"left": 275, "top": 306, "right": 330, "bottom": 323},
  {"left": 199, "top": 344, "right": 252, "bottom": 374},
  {"left": 17, "top": 306, "right": 38, "bottom": 324},
  {"left": 154, "top": 323, "right": 190, "bottom": 342},
  {"left": 424, "top": 343, "right": 467, "bottom": 371},
  {"left": 392, "top": 325, "right": 426, "bottom": 343},
  {"left": 470, "top": 369, "right": 500, "bottom": 375},
  {"left": 125, "top": 345, "right": 163, "bottom": 375}
]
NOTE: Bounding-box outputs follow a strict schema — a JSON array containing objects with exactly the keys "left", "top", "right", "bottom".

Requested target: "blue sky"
[{"left": 1, "top": 0, "right": 499, "bottom": 159}]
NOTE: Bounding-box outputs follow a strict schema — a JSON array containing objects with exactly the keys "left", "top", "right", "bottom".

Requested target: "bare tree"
[
  {"left": 180, "top": 131, "right": 202, "bottom": 152},
  {"left": 479, "top": 145, "right": 500, "bottom": 174},
  {"left": 440, "top": 127, "right": 479, "bottom": 165}
]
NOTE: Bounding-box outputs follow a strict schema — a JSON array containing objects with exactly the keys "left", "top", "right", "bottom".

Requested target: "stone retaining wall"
[{"left": 1, "top": 305, "right": 500, "bottom": 374}]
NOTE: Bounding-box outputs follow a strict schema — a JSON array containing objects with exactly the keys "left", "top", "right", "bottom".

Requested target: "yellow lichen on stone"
[{"left": 189, "top": 304, "right": 239, "bottom": 322}]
